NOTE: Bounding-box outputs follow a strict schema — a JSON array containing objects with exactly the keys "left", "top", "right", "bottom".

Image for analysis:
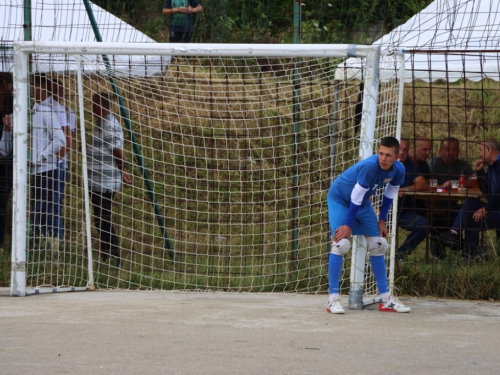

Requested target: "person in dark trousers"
[
  {"left": 396, "top": 138, "right": 429, "bottom": 259},
  {"left": 0, "top": 74, "right": 13, "bottom": 250},
  {"left": 48, "top": 79, "right": 76, "bottom": 240},
  {"left": 428, "top": 137, "right": 474, "bottom": 229},
  {"left": 436, "top": 138, "right": 500, "bottom": 259},
  {"left": 88, "top": 93, "right": 131, "bottom": 267},
  {"left": 31, "top": 74, "right": 66, "bottom": 241},
  {"left": 162, "top": 0, "right": 202, "bottom": 43},
  {"left": 428, "top": 137, "right": 474, "bottom": 257}
]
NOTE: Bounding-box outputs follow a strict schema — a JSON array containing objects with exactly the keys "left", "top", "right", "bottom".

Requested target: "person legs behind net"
[
  {"left": 91, "top": 191, "right": 120, "bottom": 267},
  {"left": 436, "top": 198, "right": 500, "bottom": 260},
  {"left": 397, "top": 209, "right": 427, "bottom": 259}
]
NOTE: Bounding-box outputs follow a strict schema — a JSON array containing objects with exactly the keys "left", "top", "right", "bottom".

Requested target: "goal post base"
[
  {"left": 347, "top": 294, "right": 381, "bottom": 310},
  {"left": 26, "top": 286, "right": 93, "bottom": 296},
  {"left": 348, "top": 288, "right": 364, "bottom": 310},
  {"left": 364, "top": 295, "right": 381, "bottom": 306}
]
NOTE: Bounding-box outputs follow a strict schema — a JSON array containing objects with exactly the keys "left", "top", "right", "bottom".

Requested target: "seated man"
[
  {"left": 436, "top": 138, "right": 500, "bottom": 259},
  {"left": 397, "top": 138, "right": 429, "bottom": 259},
  {"left": 410, "top": 135, "right": 432, "bottom": 183},
  {"left": 428, "top": 137, "right": 473, "bottom": 256}
]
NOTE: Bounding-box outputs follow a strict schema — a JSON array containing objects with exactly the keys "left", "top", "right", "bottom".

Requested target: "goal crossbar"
[{"left": 14, "top": 41, "right": 382, "bottom": 58}]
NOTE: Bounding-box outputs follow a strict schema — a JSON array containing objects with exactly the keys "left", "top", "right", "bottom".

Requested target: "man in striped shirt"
[{"left": 88, "top": 92, "right": 131, "bottom": 267}]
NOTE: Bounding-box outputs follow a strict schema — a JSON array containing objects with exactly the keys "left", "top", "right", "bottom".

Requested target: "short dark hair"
[
  {"left": 439, "top": 137, "right": 459, "bottom": 149},
  {"left": 0, "top": 73, "right": 13, "bottom": 85},
  {"left": 380, "top": 136, "right": 400, "bottom": 154},
  {"left": 399, "top": 137, "right": 410, "bottom": 150},
  {"left": 50, "top": 79, "right": 63, "bottom": 94},
  {"left": 92, "top": 92, "right": 113, "bottom": 109},
  {"left": 31, "top": 73, "right": 48, "bottom": 87}
]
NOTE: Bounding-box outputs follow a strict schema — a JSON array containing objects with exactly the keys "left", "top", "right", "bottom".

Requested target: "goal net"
[{"left": 9, "top": 42, "right": 403, "bottom": 298}]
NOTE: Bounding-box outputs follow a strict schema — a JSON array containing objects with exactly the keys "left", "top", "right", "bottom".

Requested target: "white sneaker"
[
  {"left": 379, "top": 296, "right": 411, "bottom": 313},
  {"left": 327, "top": 299, "right": 345, "bottom": 314}
]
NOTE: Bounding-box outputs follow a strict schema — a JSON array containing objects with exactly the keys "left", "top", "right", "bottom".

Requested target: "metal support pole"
[
  {"left": 349, "top": 46, "right": 381, "bottom": 309},
  {"left": 10, "top": 0, "right": 32, "bottom": 296},
  {"left": 77, "top": 58, "right": 95, "bottom": 289},
  {"left": 327, "top": 83, "right": 339, "bottom": 255},
  {"left": 388, "top": 52, "right": 406, "bottom": 292},
  {"left": 294, "top": 0, "right": 301, "bottom": 45},
  {"left": 291, "top": 0, "right": 302, "bottom": 259},
  {"left": 10, "top": 44, "right": 29, "bottom": 296}
]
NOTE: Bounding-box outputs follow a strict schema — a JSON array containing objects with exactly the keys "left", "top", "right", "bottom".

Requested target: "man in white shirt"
[
  {"left": 47, "top": 79, "right": 76, "bottom": 240},
  {"left": 31, "top": 74, "right": 66, "bottom": 239}
]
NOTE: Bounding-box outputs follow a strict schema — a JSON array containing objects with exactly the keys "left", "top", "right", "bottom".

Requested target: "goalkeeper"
[{"left": 326, "top": 136, "right": 411, "bottom": 314}]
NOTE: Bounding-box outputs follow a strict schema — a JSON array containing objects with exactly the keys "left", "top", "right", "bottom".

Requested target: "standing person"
[
  {"left": 31, "top": 74, "right": 66, "bottom": 240},
  {"left": 396, "top": 138, "right": 429, "bottom": 259},
  {"left": 162, "top": 0, "right": 203, "bottom": 43},
  {"left": 436, "top": 138, "right": 500, "bottom": 258},
  {"left": 0, "top": 74, "right": 13, "bottom": 250},
  {"left": 88, "top": 93, "right": 131, "bottom": 267},
  {"left": 326, "top": 137, "right": 411, "bottom": 314},
  {"left": 47, "top": 79, "right": 76, "bottom": 240}
]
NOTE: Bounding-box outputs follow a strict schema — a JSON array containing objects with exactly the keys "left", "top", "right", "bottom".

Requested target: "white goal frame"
[{"left": 10, "top": 41, "right": 402, "bottom": 298}]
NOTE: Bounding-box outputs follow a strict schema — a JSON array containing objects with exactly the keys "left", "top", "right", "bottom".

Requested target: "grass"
[
  {"left": 395, "top": 229, "right": 500, "bottom": 300},
  {"left": 2, "top": 58, "right": 500, "bottom": 300},
  {"left": 397, "top": 254, "right": 500, "bottom": 300}
]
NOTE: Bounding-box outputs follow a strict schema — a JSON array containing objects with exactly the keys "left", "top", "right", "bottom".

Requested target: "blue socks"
[
  {"left": 328, "top": 253, "right": 343, "bottom": 294},
  {"left": 370, "top": 255, "right": 389, "bottom": 294},
  {"left": 329, "top": 254, "right": 389, "bottom": 295}
]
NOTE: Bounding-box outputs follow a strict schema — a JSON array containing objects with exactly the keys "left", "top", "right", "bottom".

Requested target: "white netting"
[{"left": 11, "top": 44, "right": 402, "bottom": 296}]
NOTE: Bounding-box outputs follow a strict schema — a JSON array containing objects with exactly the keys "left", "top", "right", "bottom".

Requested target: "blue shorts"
[{"left": 327, "top": 197, "right": 379, "bottom": 237}]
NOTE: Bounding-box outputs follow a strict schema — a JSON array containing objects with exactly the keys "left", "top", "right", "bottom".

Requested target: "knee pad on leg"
[
  {"left": 367, "top": 237, "right": 388, "bottom": 256},
  {"left": 331, "top": 238, "right": 350, "bottom": 256}
]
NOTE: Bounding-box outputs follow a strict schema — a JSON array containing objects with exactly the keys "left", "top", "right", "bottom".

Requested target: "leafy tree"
[{"left": 93, "top": 0, "right": 433, "bottom": 44}]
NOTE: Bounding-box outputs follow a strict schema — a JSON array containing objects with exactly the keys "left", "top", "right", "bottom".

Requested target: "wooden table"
[
  {"left": 404, "top": 187, "right": 484, "bottom": 201},
  {"left": 400, "top": 188, "right": 485, "bottom": 258}
]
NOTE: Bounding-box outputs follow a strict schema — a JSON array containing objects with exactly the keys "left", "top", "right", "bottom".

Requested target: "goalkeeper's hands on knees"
[{"left": 334, "top": 225, "right": 352, "bottom": 242}]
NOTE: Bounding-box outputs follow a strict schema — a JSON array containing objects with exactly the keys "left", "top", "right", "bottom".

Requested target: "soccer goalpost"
[{"left": 10, "top": 41, "right": 404, "bottom": 301}]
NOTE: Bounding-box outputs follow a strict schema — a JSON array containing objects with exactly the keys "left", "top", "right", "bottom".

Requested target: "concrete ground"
[{"left": 1, "top": 288, "right": 499, "bottom": 375}]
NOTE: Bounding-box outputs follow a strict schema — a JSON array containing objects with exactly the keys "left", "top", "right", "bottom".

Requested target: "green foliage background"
[{"left": 92, "top": 0, "right": 433, "bottom": 44}]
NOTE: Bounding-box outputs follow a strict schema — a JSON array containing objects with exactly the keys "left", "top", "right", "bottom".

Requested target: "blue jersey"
[{"left": 328, "top": 154, "right": 405, "bottom": 207}]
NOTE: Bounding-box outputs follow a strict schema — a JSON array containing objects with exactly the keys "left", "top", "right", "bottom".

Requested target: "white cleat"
[
  {"left": 379, "top": 295, "right": 411, "bottom": 313},
  {"left": 327, "top": 299, "right": 345, "bottom": 314}
]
